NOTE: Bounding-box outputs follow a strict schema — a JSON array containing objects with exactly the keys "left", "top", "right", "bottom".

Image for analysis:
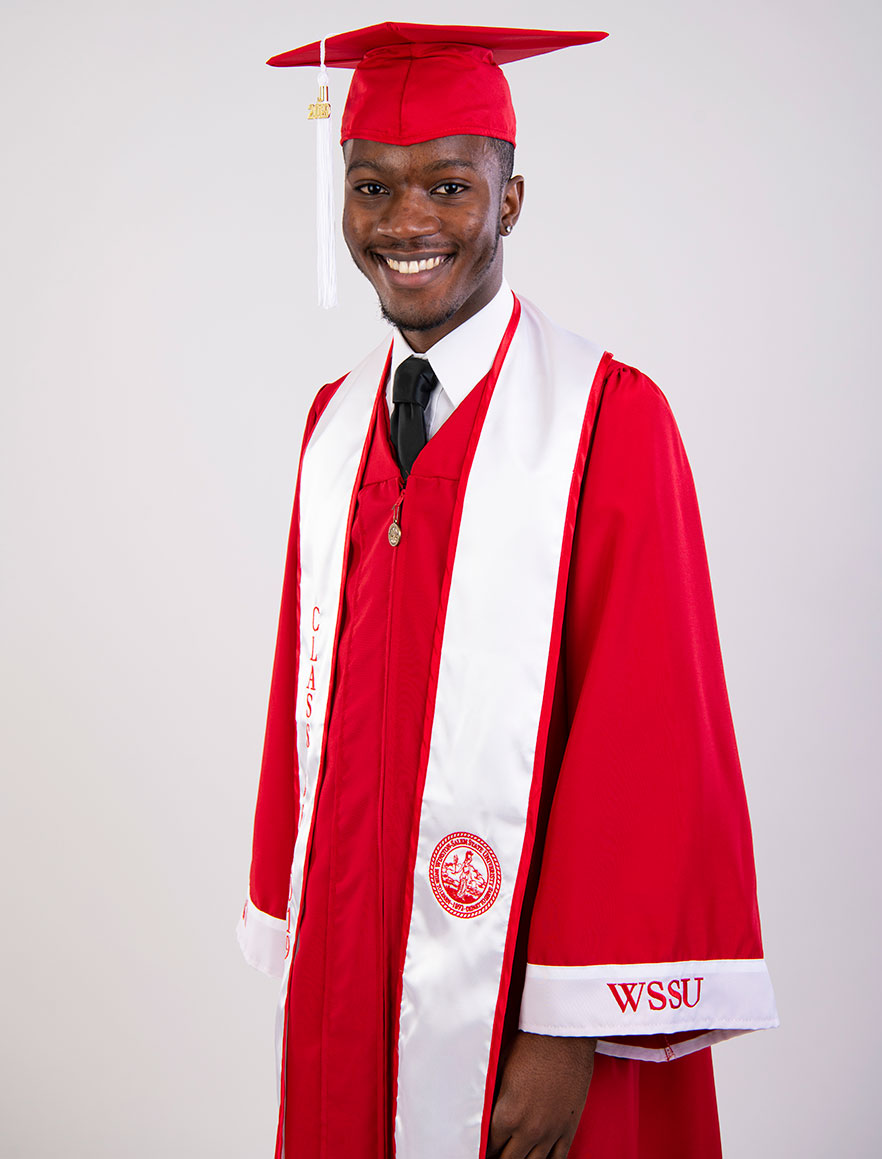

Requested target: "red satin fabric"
[
  {"left": 268, "top": 23, "right": 608, "bottom": 69},
  {"left": 267, "top": 25, "right": 608, "bottom": 147},
  {"left": 527, "top": 363, "right": 763, "bottom": 972},
  {"left": 252, "top": 354, "right": 749, "bottom": 1156},
  {"left": 283, "top": 370, "right": 487, "bottom": 1157},
  {"left": 341, "top": 43, "right": 517, "bottom": 147}
]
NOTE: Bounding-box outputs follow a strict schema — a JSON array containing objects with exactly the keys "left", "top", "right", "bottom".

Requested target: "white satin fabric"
[
  {"left": 394, "top": 300, "right": 603, "bottom": 1158},
  {"left": 275, "top": 336, "right": 391, "bottom": 1055},
  {"left": 520, "top": 957, "right": 779, "bottom": 1059}
]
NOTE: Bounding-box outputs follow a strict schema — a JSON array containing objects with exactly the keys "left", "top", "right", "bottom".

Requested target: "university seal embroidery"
[{"left": 429, "top": 832, "right": 501, "bottom": 918}]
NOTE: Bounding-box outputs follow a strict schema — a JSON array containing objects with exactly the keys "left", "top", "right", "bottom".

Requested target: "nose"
[{"left": 377, "top": 188, "right": 440, "bottom": 241}]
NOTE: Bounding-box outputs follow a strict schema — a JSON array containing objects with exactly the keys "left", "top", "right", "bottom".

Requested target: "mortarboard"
[{"left": 268, "top": 23, "right": 608, "bottom": 306}]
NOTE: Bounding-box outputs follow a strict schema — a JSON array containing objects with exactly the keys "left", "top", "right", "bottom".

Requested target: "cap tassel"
[{"left": 308, "top": 38, "right": 337, "bottom": 308}]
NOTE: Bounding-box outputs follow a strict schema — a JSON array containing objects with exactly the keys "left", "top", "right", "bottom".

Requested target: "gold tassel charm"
[{"left": 307, "top": 84, "right": 331, "bottom": 120}]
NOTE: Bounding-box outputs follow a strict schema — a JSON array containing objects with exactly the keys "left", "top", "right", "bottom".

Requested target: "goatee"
[{"left": 378, "top": 296, "right": 463, "bottom": 333}]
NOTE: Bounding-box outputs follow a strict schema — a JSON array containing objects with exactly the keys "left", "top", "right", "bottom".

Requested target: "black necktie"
[{"left": 391, "top": 356, "right": 439, "bottom": 481}]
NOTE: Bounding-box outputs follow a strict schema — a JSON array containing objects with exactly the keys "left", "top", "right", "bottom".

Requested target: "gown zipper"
[
  {"left": 388, "top": 486, "right": 405, "bottom": 546},
  {"left": 380, "top": 478, "right": 406, "bottom": 1155}
]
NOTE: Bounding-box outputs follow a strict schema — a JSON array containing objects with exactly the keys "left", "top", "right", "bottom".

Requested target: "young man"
[{"left": 238, "top": 24, "right": 778, "bottom": 1159}]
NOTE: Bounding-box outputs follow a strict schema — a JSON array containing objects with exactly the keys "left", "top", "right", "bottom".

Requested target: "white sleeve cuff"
[
  {"left": 236, "top": 896, "right": 288, "bottom": 979},
  {"left": 519, "top": 958, "right": 779, "bottom": 1062}
]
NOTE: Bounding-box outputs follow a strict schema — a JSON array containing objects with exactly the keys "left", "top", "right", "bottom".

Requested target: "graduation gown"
[{"left": 238, "top": 294, "right": 776, "bottom": 1159}]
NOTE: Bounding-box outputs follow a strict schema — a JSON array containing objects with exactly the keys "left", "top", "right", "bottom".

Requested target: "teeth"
[{"left": 384, "top": 255, "right": 446, "bottom": 273}]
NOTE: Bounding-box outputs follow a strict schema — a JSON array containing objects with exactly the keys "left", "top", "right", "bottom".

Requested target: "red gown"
[{"left": 249, "top": 350, "right": 754, "bottom": 1157}]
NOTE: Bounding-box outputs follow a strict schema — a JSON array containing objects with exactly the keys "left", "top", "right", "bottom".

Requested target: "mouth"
[{"left": 372, "top": 252, "right": 453, "bottom": 285}]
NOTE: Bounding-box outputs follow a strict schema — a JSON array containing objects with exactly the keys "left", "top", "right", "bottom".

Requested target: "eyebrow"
[
  {"left": 346, "top": 158, "right": 478, "bottom": 177},
  {"left": 346, "top": 160, "right": 385, "bottom": 175},
  {"left": 426, "top": 159, "right": 477, "bottom": 173}
]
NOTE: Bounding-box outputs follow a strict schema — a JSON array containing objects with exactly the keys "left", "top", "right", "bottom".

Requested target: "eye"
[
  {"left": 354, "top": 181, "right": 388, "bottom": 196},
  {"left": 433, "top": 182, "right": 469, "bottom": 196}
]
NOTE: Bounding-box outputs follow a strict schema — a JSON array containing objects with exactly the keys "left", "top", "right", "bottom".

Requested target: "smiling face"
[{"left": 342, "top": 135, "right": 523, "bottom": 352}]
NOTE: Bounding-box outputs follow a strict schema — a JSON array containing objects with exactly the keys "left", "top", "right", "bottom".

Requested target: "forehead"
[{"left": 344, "top": 134, "right": 498, "bottom": 178}]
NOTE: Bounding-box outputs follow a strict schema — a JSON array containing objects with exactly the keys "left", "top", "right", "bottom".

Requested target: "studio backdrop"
[{"left": 1, "top": 1, "right": 879, "bottom": 1157}]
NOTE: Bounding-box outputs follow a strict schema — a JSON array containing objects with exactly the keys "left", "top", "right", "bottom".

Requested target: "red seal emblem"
[{"left": 429, "top": 832, "right": 501, "bottom": 919}]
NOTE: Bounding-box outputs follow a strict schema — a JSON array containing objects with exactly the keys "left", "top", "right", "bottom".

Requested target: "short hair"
[{"left": 486, "top": 138, "right": 515, "bottom": 190}]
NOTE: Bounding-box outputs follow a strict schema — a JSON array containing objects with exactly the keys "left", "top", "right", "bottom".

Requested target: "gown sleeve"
[
  {"left": 519, "top": 361, "right": 778, "bottom": 1061},
  {"left": 236, "top": 380, "right": 344, "bottom": 978}
]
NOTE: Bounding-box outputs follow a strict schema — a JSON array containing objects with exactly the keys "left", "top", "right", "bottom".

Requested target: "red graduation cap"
[
  {"left": 268, "top": 23, "right": 608, "bottom": 147},
  {"left": 267, "top": 24, "right": 608, "bottom": 308}
]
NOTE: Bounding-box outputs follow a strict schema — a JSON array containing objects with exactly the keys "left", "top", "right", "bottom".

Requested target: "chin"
[{"left": 378, "top": 294, "right": 461, "bottom": 334}]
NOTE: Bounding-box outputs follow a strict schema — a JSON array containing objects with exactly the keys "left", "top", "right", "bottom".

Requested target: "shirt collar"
[{"left": 389, "top": 279, "right": 514, "bottom": 408}]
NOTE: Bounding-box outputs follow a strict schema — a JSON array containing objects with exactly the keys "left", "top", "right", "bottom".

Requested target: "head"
[
  {"left": 342, "top": 133, "right": 524, "bottom": 351},
  {"left": 270, "top": 25, "right": 607, "bottom": 321}
]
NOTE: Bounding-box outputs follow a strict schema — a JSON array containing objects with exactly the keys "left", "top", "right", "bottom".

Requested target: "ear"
[{"left": 500, "top": 175, "right": 525, "bottom": 236}]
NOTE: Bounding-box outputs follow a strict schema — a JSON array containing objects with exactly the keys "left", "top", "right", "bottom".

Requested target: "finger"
[
  {"left": 548, "top": 1136, "right": 573, "bottom": 1159},
  {"left": 486, "top": 1111, "right": 511, "bottom": 1157},
  {"left": 486, "top": 1133, "right": 510, "bottom": 1159},
  {"left": 498, "top": 1134, "right": 539, "bottom": 1159},
  {"left": 504, "top": 1134, "right": 561, "bottom": 1159},
  {"left": 525, "top": 1144, "right": 555, "bottom": 1159}
]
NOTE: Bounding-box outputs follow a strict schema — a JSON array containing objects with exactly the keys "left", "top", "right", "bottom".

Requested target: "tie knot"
[{"left": 392, "top": 356, "right": 438, "bottom": 410}]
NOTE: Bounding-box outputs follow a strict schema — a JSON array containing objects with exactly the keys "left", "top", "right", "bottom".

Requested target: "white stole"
[{"left": 288, "top": 297, "right": 605, "bottom": 1158}]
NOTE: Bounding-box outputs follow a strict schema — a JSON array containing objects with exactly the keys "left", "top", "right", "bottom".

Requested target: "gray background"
[{"left": 2, "top": 0, "right": 879, "bottom": 1155}]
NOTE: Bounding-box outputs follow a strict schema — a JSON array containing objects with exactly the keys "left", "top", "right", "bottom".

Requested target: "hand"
[{"left": 487, "top": 1031, "right": 596, "bottom": 1159}]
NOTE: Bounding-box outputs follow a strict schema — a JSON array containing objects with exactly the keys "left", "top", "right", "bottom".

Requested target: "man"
[{"left": 237, "top": 23, "right": 777, "bottom": 1159}]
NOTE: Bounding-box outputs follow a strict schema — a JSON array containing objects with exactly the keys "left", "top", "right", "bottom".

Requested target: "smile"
[{"left": 380, "top": 255, "right": 451, "bottom": 274}]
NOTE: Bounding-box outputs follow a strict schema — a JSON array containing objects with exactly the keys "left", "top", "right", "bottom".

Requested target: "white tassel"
[{"left": 310, "top": 38, "right": 337, "bottom": 309}]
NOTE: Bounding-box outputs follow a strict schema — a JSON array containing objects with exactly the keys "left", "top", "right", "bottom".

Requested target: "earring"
[{"left": 502, "top": 223, "right": 512, "bottom": 234}]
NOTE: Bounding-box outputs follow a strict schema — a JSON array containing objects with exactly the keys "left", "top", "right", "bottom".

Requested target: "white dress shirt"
[{"left": 386, "top": 279, "right": 515, "bottom": 440}]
